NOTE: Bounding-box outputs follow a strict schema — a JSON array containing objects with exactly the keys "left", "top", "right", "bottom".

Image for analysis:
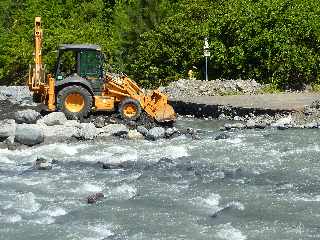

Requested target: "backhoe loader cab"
[
  {"left": 28, "top": 16, "right": 176, "bottom": 122},
  {"left": 55, "top": 44, "right": 105, "bottom": 92}
]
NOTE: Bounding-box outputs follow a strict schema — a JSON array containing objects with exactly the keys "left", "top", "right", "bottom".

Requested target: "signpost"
[{"left": 204, "top": 37, "right": 210, "bottom": 81}]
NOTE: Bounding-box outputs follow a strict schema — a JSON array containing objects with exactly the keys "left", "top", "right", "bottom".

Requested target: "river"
[{"left": 0, "top": 117, "right": 320, "bottom": 239}]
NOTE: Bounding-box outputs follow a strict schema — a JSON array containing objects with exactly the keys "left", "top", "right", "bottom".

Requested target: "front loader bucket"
[
  {"left": 154, "top": 103, "right": 176, "bottom": 123},
  {"left": 143, "top": 90, "right": 176, "bottom": 123}
]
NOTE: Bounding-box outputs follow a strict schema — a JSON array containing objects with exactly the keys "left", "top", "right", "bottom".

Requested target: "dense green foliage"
[{"left": 0, "top": 0, "right": 319, "bottom": 88}]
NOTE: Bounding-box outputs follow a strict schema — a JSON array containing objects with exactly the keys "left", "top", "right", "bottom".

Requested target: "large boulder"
[
  {"left": 102, "top": 124, "right": 129, "bottom": 137},
  {"left": 146, "top": 127, "right": 165, "bottom": 140},
  {"left": 74, "top": 123, "right": 99, "bottom": 140},
  {"left": 0, "top": 119, "right": 16, "bottom": 142},
  {"left": 14, "top": 124, "right": 44, "bottom": 146},
  {"left": 37, "top": 112, "right": 67, "bottom": 126},
  {"left": 39, "top": 125, "right": 78, "bottom": 143},
  {"left": 14, "top": 109, "right": 41, "bottom": 124}
]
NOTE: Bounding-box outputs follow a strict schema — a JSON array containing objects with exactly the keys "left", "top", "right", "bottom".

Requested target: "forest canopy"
[{"left": 0, "top": 0, "right": 319, "bottom": 89}]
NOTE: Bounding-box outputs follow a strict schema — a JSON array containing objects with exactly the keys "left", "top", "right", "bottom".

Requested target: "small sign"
[{"left": 204, "top": 50, "right": 211, "bottom": 57}]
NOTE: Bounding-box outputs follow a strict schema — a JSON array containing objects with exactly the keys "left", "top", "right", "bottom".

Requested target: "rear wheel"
[
  {"left": 57, "top": 85, "right": 92, "bottom": 119},
  {"left": 118, "top": 98, "right": 141, "bottom": 121}
]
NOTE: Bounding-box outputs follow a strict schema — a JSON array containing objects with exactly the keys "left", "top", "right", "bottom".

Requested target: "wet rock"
[
  {"left": 165, "top": 127, "right": 178, "bottom": 138},
  {"left": 126, "top": 120, "right": 137, "bottom": 129},
  {"left": 14, "top": 124, "right": 44, "bottom": 146},
  {"left": 224, "top": 123, "right": 245, "bottom": 130},
  {"left": 33, "top": 157, "right": 52, "bottom": 170},
  {"left": 127, "top": 129, "right": 144, "bottom": 140},
  {"left": 158, "top": 157, "right": 174, "bottom": 164},
  {"left": 14, "top": 109, "right": 41, "bottom": 124},
  {"left": 231, "top": 123, "right": 245, "bottom": 129},
  {"left": 64, "top": 120, "right": 81, "bottom": 128},
  {"left": 146, "top": 127, "right": 165, "bottom": 140},
  {"left": 40, "top": 125, "right": 78, "bottom": 143},
  {"left": 102, "top": 124, "right": 129, "bottom": 137},
  {"left": 136, "top": 125, "right": 148, "bottom": 136},
  {"left": 75, "top": 123, "right": 99, "bottom": 140},
  {"left": 224, "top": 123, "right": 232, "bottom": 130},
  {"left": 100, "top": 161, "right": 130, "bottom": 169},
  {"left": 255, "top": 122, "right": 267, "bottom": 129},
  {"left": 304, "top": 122, "right": 318, "bottom": 129},
  {"left": 93, "top": 116, "right": 106, "bottom": 128},
  {"left": 271, "top": 115, "right": 293, "bottom": 128},
  {"left": 0, "top": 119, "right": 16, "bottom": 142},
  {"left": 37, "top": 112, "right": 67, "bottom": 126},
  {"left": 245, "top": 120, "right": 256, "bottom": 129},
  {"left": 87, "top": 192, "right": 104, "bottom": 204},
  {"left": 277, "top": 125, "right": 289, "bottom": 130},
  {"left": 215, "top": 133, "right": 230, "bottom": 140}
]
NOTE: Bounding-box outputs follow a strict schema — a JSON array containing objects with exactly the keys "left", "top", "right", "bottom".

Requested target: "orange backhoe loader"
[{"left": 28, "top": 17, "right": 176, "bottom": 122}]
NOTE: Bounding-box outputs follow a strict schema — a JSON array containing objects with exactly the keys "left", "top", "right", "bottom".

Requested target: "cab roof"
[{"left": 58, "top": 44, "right": 101, "bottom": 51}]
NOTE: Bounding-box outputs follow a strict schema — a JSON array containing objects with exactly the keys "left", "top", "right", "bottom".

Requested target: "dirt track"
[{"left": 171, "top": 93, "right": 320, "bottom": 112}]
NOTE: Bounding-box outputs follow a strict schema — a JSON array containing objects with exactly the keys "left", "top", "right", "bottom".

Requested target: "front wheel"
[
  {"left": 118, "top": 98, "right": 141, "bottom": 121},
  {"left": 57, "top": 85, "right": 92, "bottom": 119}
]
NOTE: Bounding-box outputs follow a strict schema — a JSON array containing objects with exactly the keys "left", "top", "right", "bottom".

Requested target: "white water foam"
[
  {"left": 73, "top": 183, "right": 104, "bottom": 194},
  {"left": 142, "top": 144, "right": 190, "bottom": 162},
  {"left": 0, "top": 156, "right": 15, "bottom": 165},
  {"left": 200, "top": 193, "right": 221, "bottom": 208},
  {"left": 85, "top": 223, "right": 114, "bottom": 240},
  {"left": 292, "top": 195, "right": 320, "bottom": 202},
  {"left": 216, "top": 223, "right": 247, "bottom": 240},
  {"left": 0, "top": 214, "right": 22, "bottom": 223},
  {"left": 43, "top": 207, "right": 67, "bottom": 217},
  {"left": 14, "top": 192, "right": 41, "bottom": 214},
  {"left": 31, "top": 216, "right": 55, "bottom": 225},
  {"left": 111, "top": 184, "right": 137, "bottom": 200}
]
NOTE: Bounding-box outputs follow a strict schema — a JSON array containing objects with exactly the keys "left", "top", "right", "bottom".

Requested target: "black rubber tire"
[
  {"left": 118, "top": 98, "right": 141, "bottom": 121},
  {"left": 57, "top": 85, "right": 92, "bottom": 120}
]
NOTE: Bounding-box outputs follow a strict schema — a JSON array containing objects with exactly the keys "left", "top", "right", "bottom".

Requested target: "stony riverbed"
[{"left": 1, "top": 86, "right": 320, "bottom": 239}]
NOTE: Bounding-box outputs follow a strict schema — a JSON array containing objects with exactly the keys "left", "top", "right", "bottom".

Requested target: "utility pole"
[{"left": 203, "top": 37, "right": 210, "bottom": 81}]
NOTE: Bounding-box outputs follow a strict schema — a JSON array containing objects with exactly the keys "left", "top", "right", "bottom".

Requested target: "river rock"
[
  {"left": 304, "top": 122, "right": 318, "bottom": 129},
  {"left": 14, "top": 109, "right": 41, "bottom": 124},
  {"left": 100, "top": 161, "right": 130, "bottom": 169},
  {"left": 102, "top": 124, "right": 129, "bottom": 137},
  {"left": 40, "top": 124, "right": 78, "bottom": 142},
  {"left": 146, "top": 127, "right": 165, "bottom": 140},
  {"left": 14, "top": 124, "right": 44, "bottom": 146},
  {"left": 215, "top": 132, "right": 230, "bottom": 140},
  {"left": 93, "top": 116, "right": 105, "bottom": 128},
  {"left": 37, "top": 112, "right": 67, "bottom": 126},
  {"left": 64, "top": 120, "right": 81, "bottom": 128},
  {"left": 137, "top": 126, "right": 148, "bottom": 136},
  {"left": 0, "top": 119, "right": 16, "bottom": 142},
  {"left": 271, "top": 115, "right": 293, "bottom": 128},
  {"left": 74, "top": 123, "right": 99, "bottom": 140},
  {"left": 245, "top": 120, "right": 256, "bottom": 129},
  {"left": 33, "top": 157, "right": 52, "bottom": 170},
  {"left": 165, "top": 127, "right": 178, "bottom": 138},
  {"left": 255, "top": 122, "right": 267, "bottom": 129},
  {"left": 87, "top": 192, "right": 104, "bottom": 204},
  {"left": 127, "top": 129, "right": 144, "bottom": 140},
  {"left": 224, "top": 123, "right": 245, "bottom": 130}
]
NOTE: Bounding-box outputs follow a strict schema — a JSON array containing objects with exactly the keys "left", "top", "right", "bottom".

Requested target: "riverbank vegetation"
[{"left": 0, "top": 0, "right": 319, "bottom": 89}]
